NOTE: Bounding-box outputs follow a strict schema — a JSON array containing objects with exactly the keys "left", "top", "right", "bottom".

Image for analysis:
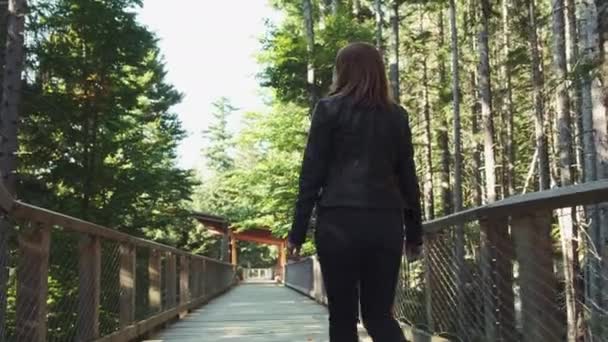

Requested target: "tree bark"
[
  {"left": 389, "top": 0, "right": 400, "bottom": 103},
  {"left": 468, "top": 0, "right": 483, "bottom": 207},
  {"left": 353, "top": 0, "right": 362, "bottom": 21},
  {"left": 449, "top": 0, "right": 465, "bottom": 336},
  {"left": 528, "top": 0, "right": 550, "bottom": 191},
  {"left": 552, "top": 0, "right": 580, "bottom": 340},
  {"left": 375, "top": 0, "right": 383, "bottom": 53},
  {"left": 0, "top": 0, "right": 26, "bottom": 339},
  {"left": 438, "top": 10, "right": 451, "bottom": 216},
  {"left": 303, "top": 0, "right": 317, "bottom": 112},
  {"left": 566, "top": 0, "right": 585, "bottom": 183},
  {"left": 578, "top": 1, "right": 601, "bottom": 340},
  {"left": 422, "top": 57, "right": 434, "bottom": 220},
  {"left": 501, "top": 0, "right": 515, "bottom": 197},
  {"left": 479, "top": 0, "right": 496, "bottom": 203},
  {"left": 552, "top": 0, "right": 574, "bottom": 186},
  {"left": 450, "top": 0, "right": 463, "bottom": 214}
]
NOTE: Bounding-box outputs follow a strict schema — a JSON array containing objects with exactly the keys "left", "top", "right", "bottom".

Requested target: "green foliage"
[
  {"left": 259, "top": 7, "right": 374, "bottom": 106},
  {"left": 20, "top": 0, "right": 196, "bottom": 240}
]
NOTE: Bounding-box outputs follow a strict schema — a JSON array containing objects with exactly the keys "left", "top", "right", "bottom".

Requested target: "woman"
[{"left": 287, "top": 42, "right": 423, "bottom": 342}]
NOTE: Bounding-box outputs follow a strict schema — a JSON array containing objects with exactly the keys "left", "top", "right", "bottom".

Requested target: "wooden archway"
[{"left": 193, "top": 212, "right": 287, "bottom": 280}]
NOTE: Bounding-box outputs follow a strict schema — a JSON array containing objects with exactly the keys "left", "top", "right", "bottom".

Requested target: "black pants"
[{"left": 315, "top": 207, "right": 407, "bottom": 342}]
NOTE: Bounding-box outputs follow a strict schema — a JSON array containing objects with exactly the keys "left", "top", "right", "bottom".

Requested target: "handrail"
[
  {"left": 287, "top": 180, "right": 608, "bottom": 341},
  {"left": 10, "top": 201, "right": 232, "bottom": 265},
  {"left": 423, "top": 179, "right": 608, "bottom": 233},
  {"left": 0, "top": 183, "right": 231, "bottom": 265}
]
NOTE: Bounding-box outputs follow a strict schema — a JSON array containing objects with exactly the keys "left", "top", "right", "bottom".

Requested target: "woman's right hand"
[{"left": 404, "top": 241, "right": 422, "bottom": 262}]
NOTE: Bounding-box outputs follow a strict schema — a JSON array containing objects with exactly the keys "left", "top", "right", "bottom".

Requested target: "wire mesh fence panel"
[
  {"left": 2, "top": 220, "right": 18, "bottom": 341},
  {"left": 46, "top": 228, "right": 79, "bottom": 341},
  {"left": 0, "top": 205, "right": 235, "bottom": 341},
  {"left": 99, "top": 240, "right": 120, "bottom": 337},
  {"left": 135, "top": 247, "right": 150, "bottom": 321}
]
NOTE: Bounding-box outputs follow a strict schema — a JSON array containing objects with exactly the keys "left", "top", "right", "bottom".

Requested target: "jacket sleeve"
[
  {"left": 396, "top": 109, "right": 423, "bottom": 246},
  {"left": 289, "top": 101, "right": 333, "bottom": 246}
]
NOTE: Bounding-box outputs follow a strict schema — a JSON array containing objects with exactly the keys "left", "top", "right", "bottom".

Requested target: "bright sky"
[{"left": 137, "top": 1, "right": 280, "bottom": 170}]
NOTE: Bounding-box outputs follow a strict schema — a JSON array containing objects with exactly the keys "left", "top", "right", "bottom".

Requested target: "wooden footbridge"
[{"left": 1, "top": 180, "right": 608, "bottom": 341}]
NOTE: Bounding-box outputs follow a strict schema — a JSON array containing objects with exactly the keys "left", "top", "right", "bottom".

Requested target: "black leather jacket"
[{"left": 289, "top": 96, "right": 423, "bottom": 246}]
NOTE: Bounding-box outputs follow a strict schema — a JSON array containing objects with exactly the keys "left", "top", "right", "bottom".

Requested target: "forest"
[{"left": 0, "top": 0, "right": 605, "bottom": 340}]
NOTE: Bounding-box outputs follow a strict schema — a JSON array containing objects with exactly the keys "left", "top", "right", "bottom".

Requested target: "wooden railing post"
[
  {"left": 77, "top": 235, "right": 101, "bottom": 341},
  {"left": 422, "top": 234, "right": 434, "bottom": 331},
  {"left": 479, "top": 215, "right": 515, "bottom": 342},
  {"left": 179, "top": 255, "right": 190, "bottom": 317},
  {"left": 149, "top": 249, "right": 161, "bottom": 314},
  {"left": 119, "top": 243, "right": 136, "bottom": 327},
  {"left": 512, "top": 210, "right": 562, "bottom": 342},
  {"left": 165, "top": 252, "right": 177, "bottom": 308},
  {"left": 15, "top": 224, "right": 50, "bottom": 342},
  {"left": 201, "top": 258, "right": 207, "bottom": 299}
]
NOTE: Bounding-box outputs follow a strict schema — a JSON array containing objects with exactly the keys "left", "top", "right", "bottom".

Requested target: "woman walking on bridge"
[{"left": 288, "top": 42, "right": 423, "bottom": 342}]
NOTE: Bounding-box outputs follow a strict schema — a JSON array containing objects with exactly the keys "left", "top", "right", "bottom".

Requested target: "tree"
[
  {"left": 389, "top": 0, "right": 400, "bottom": 103},
  {"left": 551, "top": 0, "right": 580, "bottom": 338},
  {"left": 0, "top": 0, "right": 25, "bottom": 339},
  {"left": 449, "top": 0, "right": 465, "bottom": 336},
  {"left": 303, "top": 0, "right": 317, "bottom": 111},
  {"left": 375, "top": 0, "right": 383, "bottom": 51},
  {"left": 437, "top": 9, "right": 452, "bottom": 215},
  {"left": 500, "top": 0, "right": 515, "bottom": 196},
  {"left": 203, "top": 98, "right": 236, "bottom": 173},
  {"left": 479, "top": 0, "right": 496, "bottom": 203},
  {"left": 527, "top": 0, "right": 550, "bottom": 191}
]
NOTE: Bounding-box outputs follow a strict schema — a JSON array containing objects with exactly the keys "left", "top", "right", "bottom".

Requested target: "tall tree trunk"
[
  {"left": 303, "top": 0, "right": 317, "bottom": 112},
  {"left": 468, "top": 0, "right": 483, "bottom": 207},
  {"left": 332, "top": 0, "right": 340, "bottom": 15},
  {"left": 501, "top": 0, "right": 515, "bottom": 197},
  {"left": 581, "top": 0, "right": 608, "bottom": 334},
  {"left": 0, "top": 1, "right": 7, "bottom": 339},
  {"left": 479, "top": 1, "right": 513, "bottom": 337},
  {"left": 389, "top": 0, "right": 400, "bottom": 103},
  {"left": 567, "top": 0, "right": 588, "bottom": 339},
  {"left": 422, "top": 59, "right": 434, "bottom": 220},
  {"left": 553, "top": 0, "right": 574, "bottom": 186},
  {"left": 528, "top": 0, "right": 550, "bottom": 191},
  {"left": 353, "top": 0, "right": 362, "bottom": 21},
  {"left": 451, "top": 0, "right": 462, "bottom": 214},
  {"left": 0, "top": 0, "right": 26, "bottom": 340},
  {"left": 597, "top": 0, "right": 608, "bottom": 333},
  {"left": 375, "top": 0, "right": 383, "bottom": 53},
  {"left": 438, "top": 10, "right": 451, "bottom": 216},
  {"left": 566, "top": 0, "right": 585, "bottom": 183},
  {"left": 552, "top": 0, "right": 579, "bottom": 340},
  {"left": 479, "top": 0, "right": 496, "bottom": 203},
  {"left": 449, "top": 0, "right": 465, "bottom": 336}
]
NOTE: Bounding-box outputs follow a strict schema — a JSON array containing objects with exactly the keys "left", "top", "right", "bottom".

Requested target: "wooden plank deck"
[{"left": 147, "top": 283, "right": 334, "bottom": 341}]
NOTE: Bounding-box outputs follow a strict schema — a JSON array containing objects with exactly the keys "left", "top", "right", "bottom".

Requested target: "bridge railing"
[
  {"left": 0, "top": 188, "right": 236, "bottom": 341},
  {"left": 286, "top": 180, "right": 608, "bottom": 342}
]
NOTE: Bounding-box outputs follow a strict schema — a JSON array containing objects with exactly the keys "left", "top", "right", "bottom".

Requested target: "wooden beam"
[
  {"left": 179, "top": 256, "right": 190, "bottom": 318},
  {"left": 78, "top": 235, "right": 101, "bottom": 341},
  {"left": 149, "top": 249, "right": 161, "bottom": 314},
  {"left": 231, "top": 235, "right": 238, "bottom": 266},
  {"left": 15, "top": 224, "right": 50, "bottom": 342},
  {"left": 512, "top": 211, "right": 562, "bottom": 342},
  {"left": 479, "top": 215, "right": 515, "bottom": 342},
  {"left": 165, "top": 253, "right": 177, "bottom": 309},
  {"left": 119, "top": 243, "right": 136, "bottom": 328}
]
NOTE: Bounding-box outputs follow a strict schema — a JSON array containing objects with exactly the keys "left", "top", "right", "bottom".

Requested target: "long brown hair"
[{"left": 328, "top": 42, "right": 393, "bottom": 109}]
